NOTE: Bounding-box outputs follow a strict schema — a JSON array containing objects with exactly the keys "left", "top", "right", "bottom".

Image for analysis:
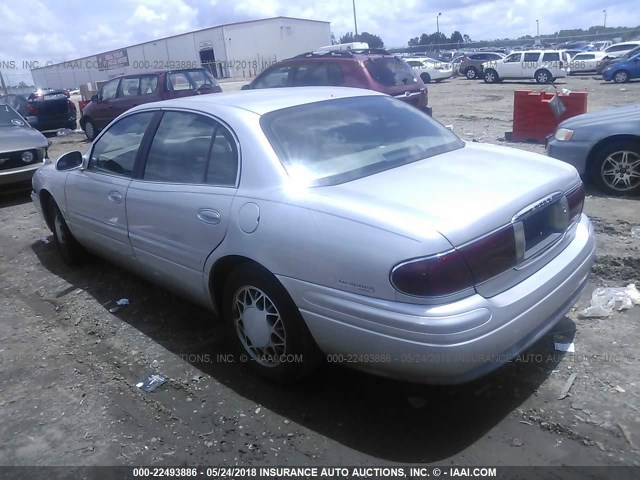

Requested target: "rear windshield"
[
  {"left": 0, "top": 104, "right": 28, "bottom": 127},
  {"left": 261, "top": 96, "right": 463, "bottom": 186},
  {"left": 365, "top": 58, "right": 418, "bottom": 87}
]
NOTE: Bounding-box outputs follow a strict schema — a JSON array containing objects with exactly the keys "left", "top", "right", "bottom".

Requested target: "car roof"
[{"left": 130, "top": 87, "right": 386, "bottom": 116}]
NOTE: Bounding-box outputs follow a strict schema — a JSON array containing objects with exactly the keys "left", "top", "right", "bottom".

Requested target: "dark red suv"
[
  {"left": 80, "top": 68, "right": 222, "bottom": 140},
  {"left": 242, "top": 50, "right": 429, "bottom": 114}
]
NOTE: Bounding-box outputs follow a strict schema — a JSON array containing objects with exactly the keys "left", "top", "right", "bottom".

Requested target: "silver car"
[
  {"left": 31, "top": 87, "right": 595, "bottom": 384},
  {"left": 547, "top": 103, "right": 640, "bottom": 196},
  {"left": 0, "top": 103, "right": 49, "bottom": 189}
]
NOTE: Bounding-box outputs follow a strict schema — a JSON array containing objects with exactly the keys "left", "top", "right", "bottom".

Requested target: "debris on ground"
[
  {"left": 631, "top": 226, "right": 640, "bottom": 239},
  {"left": 579, "top": 284, "right": 640, "bottom": 318},
  {"left": 109, "top": 298, "right": 130, "bottom": 313},
  {"left": 558, "top": 372, "right": 578, "bottom": 400},
  {"left": 136, "top": 373, "right": 166, "bottom": 392},
  {"left": 554, "top": 342, "right": 575, "bottom": 353}
]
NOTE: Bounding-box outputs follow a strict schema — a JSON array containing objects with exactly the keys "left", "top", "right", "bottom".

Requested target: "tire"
[
  {"left": 613, "top": 70, "right": 629, "bottom": 83},
  {"left": 420, "top": 72, "right": 431, "bottom": 83},
  {"left": 83, "top": 118, "right": 97, "bottom": 141},
  {"left": 483, "top": 69, "right": 499, "bottom": 83},
  {"left": 590, "top": 140, "right": 640, "bottom": 196},
  {"left": 223, "top": 264, "right": 321, "bottom": 383},
  {"left": 49, "top": 201, "right": 87, "bottom": 265},
  {"left": 465, "top": 67, "right": 478, "bottom": 80},
  {"left": 535, "top": 69, "right": 552, "bottom": 84}
]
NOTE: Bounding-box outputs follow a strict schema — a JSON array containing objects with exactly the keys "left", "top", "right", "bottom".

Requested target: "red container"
[{"left": 511, "top": 90, "right": 587, "bottom": 143}]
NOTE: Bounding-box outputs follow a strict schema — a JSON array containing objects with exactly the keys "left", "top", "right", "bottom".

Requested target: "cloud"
[{"left": 0, "top": 0, "right": 638, "bottom": 86}]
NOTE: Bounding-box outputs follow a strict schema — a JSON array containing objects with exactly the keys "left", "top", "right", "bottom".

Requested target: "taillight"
[
  {"left": 459, "top": 225, "right": 517, "bottom": 284},
  {"left": 391, "top": 226, "right": 519, "bottom": 297},
  {"left": 26, "top": 104, "right": 37, "bottom": 114},
  {"left": 390, "top": 250, "right": 474, "bottom": 297},
  {"left": 566, "top": 182, "right": 585, "bottom": 221}
]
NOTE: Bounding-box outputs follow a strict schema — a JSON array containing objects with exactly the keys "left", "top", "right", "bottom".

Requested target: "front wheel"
[
  {"left": 420, "top": 72, "right": 431, "bottom": 83},
  {"left": 50, "top": 202, "right": 87, "bottom": 265},
  {"left": 83, "top": 119, "right": 97, "bottom": 141},
  {"left": 483, "top": 69, "right": 499, "bottom": 83},
  {"left": 223, "top": 264, "right": 321, "bottom": 383},
  {"left": 590, "top": 140, "right": 640, "bottom": 196},
  {"left": 613, "top": 70, "right": 629, "bottom": 83}
]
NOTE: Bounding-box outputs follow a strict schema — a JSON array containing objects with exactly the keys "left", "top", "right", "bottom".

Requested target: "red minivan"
[
  {"left": 80, "top": 68, "right": 222, "bottom": 140},
  {"left": 242, "top": 50, "right": 429, "bottom": 114}
]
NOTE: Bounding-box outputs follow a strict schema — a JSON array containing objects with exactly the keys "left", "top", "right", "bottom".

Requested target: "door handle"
[
  {"left": 108, "top": 191, "right": 122, "bottom": 204},
  {"left": 197, "top": 209, "right": 221, "bottom": 225}
]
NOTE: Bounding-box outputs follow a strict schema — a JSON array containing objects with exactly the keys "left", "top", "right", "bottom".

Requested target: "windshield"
[
  {"left": 261, "top": 96, "right": 464, "bottom": 186},
  {"left": 0, "top": 104, "right": 28, "bottom": 127},
  {"left": 365, "top": 58, "right": 418, "bottom": 87}
]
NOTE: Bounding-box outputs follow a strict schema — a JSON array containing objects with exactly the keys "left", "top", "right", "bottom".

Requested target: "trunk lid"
[{"left": 320, "top": 142, "right": 580, "bottom": 246}]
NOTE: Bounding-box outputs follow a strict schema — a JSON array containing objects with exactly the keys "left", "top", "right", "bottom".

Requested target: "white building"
[{"left": 31, "top": 16, "right": 331, "bottom": 89}]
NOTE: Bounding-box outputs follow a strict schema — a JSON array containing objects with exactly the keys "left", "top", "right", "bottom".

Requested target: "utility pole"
[
  {"left": 0, "top": 70, "right": 8, "bottom": 96},
  {"left": 436, "top": 12, "right": 442, "bottom": 52},
  {"left": 536, "top": 19, "right": 539, "bottom": 38},
  {"left": 352, "top": 0, "right": 358, "bottom": 36},
  {"left": 603, "top": 9, "right": 607, "bottom": 28}
]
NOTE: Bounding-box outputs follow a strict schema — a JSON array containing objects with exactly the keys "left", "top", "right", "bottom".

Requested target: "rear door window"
[
  {"left": 523, "top": 52, "right": 540, "bottom": 62},
  {"left": 542, "top": 52, "right": 560, "bottom": 62},
  {"left": 140, "top": 75, "right": 158, "bottom": 95},
  {"left": 293, "top": 63, "right": 344, "bottom": 86},
  {"left": 253, "top": 66, "right": 293, "bottom": 88},
  {"left": 143, "top": 111, "right": 238, "bottom": 186},
  {"left": 365, "top": 58, "right": 417, "bottom": 86},
  {"left": 119, "top": 77, "right": 141, "bottom": 97}
]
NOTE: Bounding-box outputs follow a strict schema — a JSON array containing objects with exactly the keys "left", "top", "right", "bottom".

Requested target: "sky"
[{"left": 1, "top": 0, "right": 638, "bottom": 85}]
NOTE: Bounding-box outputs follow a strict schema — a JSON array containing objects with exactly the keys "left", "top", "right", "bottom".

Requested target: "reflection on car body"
[{"left": 32, "top": 87, "right": 595, "bottom": 384}]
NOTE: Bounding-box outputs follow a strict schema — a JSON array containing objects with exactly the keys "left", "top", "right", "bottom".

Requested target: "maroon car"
[
  {"left": 80, "top": 68, "right": 222, "bottom": 140},
  {"left": 242, "top": 50, "right": 430, "bottom": 114}
]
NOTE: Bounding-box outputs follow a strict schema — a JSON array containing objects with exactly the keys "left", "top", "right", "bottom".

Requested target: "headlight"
[
  {"left": 21, "top": 151, "right": 34, "bottom": 163},
  {"left": 554, "top": 128, "right": 574, "bottom": 141}
]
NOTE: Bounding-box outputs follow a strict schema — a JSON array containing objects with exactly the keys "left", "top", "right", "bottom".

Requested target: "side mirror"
[
  {"left": 240, "top": 84, "right": 250, "bottom": 90},
  {"left": 56, "top": 151, "right": 83, "bottom": 171}
]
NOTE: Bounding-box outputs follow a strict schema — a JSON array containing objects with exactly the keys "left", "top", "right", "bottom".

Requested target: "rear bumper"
[
  {"left": 26, "top": 113, "right": 77, "bottom": 131},
  {"left": 279, "top": 214, "right": 595, "bottom": 384}
]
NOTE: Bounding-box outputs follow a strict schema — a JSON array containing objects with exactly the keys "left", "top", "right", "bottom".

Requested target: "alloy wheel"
[{"left": 600, "top": 150, "right": 640, "bottom": 192}]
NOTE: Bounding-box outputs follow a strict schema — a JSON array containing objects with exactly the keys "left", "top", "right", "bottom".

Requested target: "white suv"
[{"left": 482, "top": 50, "right": 570, "bottom": 84}]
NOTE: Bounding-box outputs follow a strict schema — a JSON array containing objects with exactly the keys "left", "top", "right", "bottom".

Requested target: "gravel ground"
[{"left": 0, "top": 75, "right": 639, "bottom": 469}]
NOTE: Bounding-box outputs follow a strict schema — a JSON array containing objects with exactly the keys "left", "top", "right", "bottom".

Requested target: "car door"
[
  {"left": 126, "top": 110, "right": 239, "bottom": 302},
  {"left": 65, "top": 111, "right": 156, "bottom": 267},
  {"left": 92, "top": 78, "right": 121, "bottom": 129},
  {"left": 629, "top": 54, "right": 640, "bottom": 78},
  {"left": 500, "top": 53, "right": 522, "bottom": 78},
  {"left": 112, "top": 76, "right": 144, "bottom": 117}
]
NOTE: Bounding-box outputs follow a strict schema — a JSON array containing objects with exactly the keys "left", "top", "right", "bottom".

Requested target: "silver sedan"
[{"left": 31, "top": 87, "right": 595, "bottom": 384}]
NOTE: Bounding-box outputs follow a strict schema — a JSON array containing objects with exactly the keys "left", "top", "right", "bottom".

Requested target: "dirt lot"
[{"left": 1, "top": 75, "right": 639, "bottom": 469}]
